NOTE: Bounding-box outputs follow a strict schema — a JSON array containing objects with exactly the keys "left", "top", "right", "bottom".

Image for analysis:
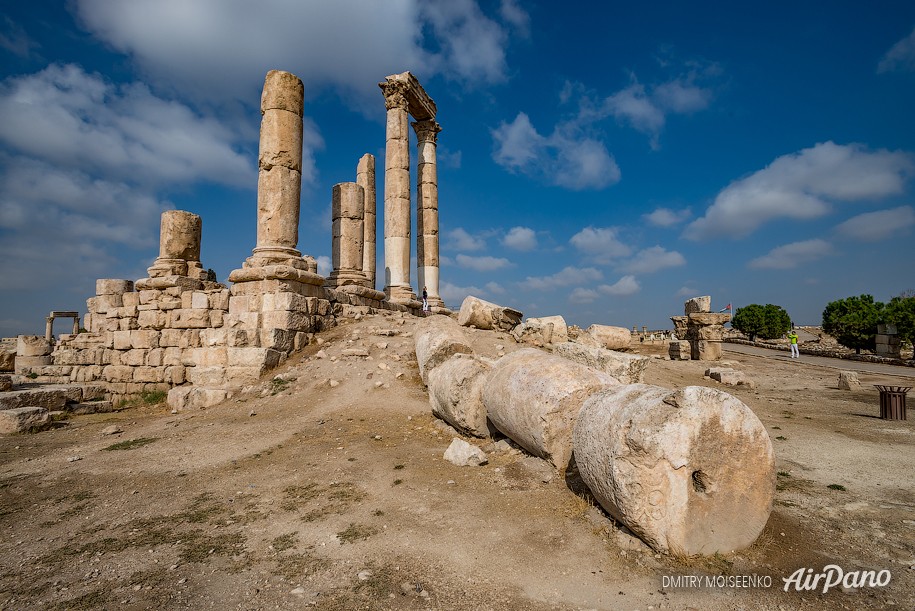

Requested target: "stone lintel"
[
  {"left": 135, "top": 276, "right": 204, "bottom": 291},
  {"left": 381, "top": 72, "right": 436, "bottom": 120},
  {"left": 49, "top": 311, "right": 79, "bottom": 318},
  {"left": 687, "top": 312, "right": 731, "bottom": 326}
]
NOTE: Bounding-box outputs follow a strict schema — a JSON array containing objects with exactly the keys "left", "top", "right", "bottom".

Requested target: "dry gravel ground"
[{"left": 1, "top": 312, "right": 913, "bottom": 610}]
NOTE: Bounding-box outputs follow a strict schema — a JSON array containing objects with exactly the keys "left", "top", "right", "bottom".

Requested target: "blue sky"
[{"left": 1, "top": 1, "right": 914, "bottom": 336}]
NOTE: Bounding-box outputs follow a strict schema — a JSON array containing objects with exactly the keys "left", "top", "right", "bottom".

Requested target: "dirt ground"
[{"left": 1, "top": 312, "right": 913, "bottom": 610}]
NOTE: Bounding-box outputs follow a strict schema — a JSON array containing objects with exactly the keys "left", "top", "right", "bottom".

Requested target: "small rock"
[
  {"left": 395, "top": 372, "right": 404, "bottom": 379},
  {"left": 291, "top": 587, "right": 306, "bottom": 596},
  {"left": 67, "top": 456, "right": 82, "bottom": 462},
  {"left": 100, "top": 425, "right": 122, "bottom": 436},
  {"left": 374, "top": 381, "right": 384, "bottom": 388},
  {"left": 378, "top": 363, "right": 389, "bottom": 370},
  {"left": 249, "top": 410, "right": 256, "bottom": 417},
  {"left": 315, "top": 350, "right": 327, "bottom": 359},
  {"left": 443, "top": 438, "right": 488, "bottom": 467},
  {"left": 329, "top": 379, "right": 340, "bottom": 388},
  {"left": 357, "top": 570, "right": 373, "bottom": 581}
]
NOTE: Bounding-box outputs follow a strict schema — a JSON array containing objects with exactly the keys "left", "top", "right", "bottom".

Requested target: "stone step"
[
  {"left": 68, "top": 401, "right": 115, "bottom": 415},
  {"left": 0, "top": 388, "right": 69, "bottom": 411},
  {"left": 0, "top": 407, "right": 50, "bottom": 434}
]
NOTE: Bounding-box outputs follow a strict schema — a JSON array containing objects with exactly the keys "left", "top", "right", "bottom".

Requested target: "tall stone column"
[
  {"left": 356, "top": 154, "right": 376, "bottom": 289},
  {"left": 326, "top": 182, "right": 368, "bottom": 288},
  {"left": 250, "top": 70, "right": 304, "bottom": 266},
  {"left": 146, "top": 210, "right": 204, "bottom": 279},
  {"left": 413, "top": 119, "right": 444, "bottom": 310},
  {"left": 380, "top": 80, "right": 416, "bottom": 303}
]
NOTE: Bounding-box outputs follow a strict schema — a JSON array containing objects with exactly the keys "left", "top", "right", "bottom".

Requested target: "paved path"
[{"left": 722, "top": 343, "right": 915, "bottom": 381}]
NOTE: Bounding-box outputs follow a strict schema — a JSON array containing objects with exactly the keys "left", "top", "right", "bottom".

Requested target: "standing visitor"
[
  {"left": 787, "top": 330, "right": 799, "bottom": 358},
  {"left": 422, "top": 286, "right": 428, "bottom": 312}
]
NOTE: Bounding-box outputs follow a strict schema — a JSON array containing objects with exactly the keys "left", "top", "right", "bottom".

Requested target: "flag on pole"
[{"left": 719, "top": 303, "right": 732, "bottom": 313}]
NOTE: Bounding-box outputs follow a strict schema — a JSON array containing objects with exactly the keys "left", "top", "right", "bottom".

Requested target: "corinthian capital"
[
  {"left": 412, "top": 119, "right": 442, "bottom": 143},
  {"left": 379, "top": 81, "right": 409, "bottom": 111}
]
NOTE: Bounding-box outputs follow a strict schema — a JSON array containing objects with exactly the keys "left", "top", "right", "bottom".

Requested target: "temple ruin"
[{"left": 10, "top": 69, "right": 450, "bottom": 409}]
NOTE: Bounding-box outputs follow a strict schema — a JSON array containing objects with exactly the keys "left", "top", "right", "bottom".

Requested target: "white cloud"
[
  {"left": 569, "top": 226, "right": 632, "bottom": 264},
  {"left": 643, "top": 207, "right": 691, "bottom": 227},
  {"left": 520, "top": 266, "right": 603, "bottom": 291},
  {"left": 0, "top": 64, "right": 255, "bottom": 188},
  {"left": 484, "top": 281, "right": 506, "bottom": 294},
  {"left": 492, "top": 113, "right": 620, "bottom": 190},
  {"left": 503, "top": 226, "right": 537, "bottom": 251},
  {"left": 499, "top": 0, "right": 530, "bottom": 37},
  {"left": 0, "top": 16, "right": 38, "bottom": 58},
  {"left": 598, "top": 275, "right": 640, "bottom": 296},
  {"left": 676, "top": 286, "right": 699, "bottom": 297},
  {"left": 748, "top": 239, "right": 833, "bottom": 269},
  {"left": 446, "top": 227, "right": 486, "bottom": 251},
  {"left": 834, "top": 206, "right": 915, "bottom": 241},
  {"left": 439, "top": 281, "right": 484, "bottom": 306},
  {"left": 569, "top": 287, "right": 599, "bottom": 304},
  {"left": 603, "top": 83, "right": 665, "bottom": 137},
  {"left": 315, "top": 255, "right": 332, "bottom": 276},
  {"left": 878, "top": 26, "right": 915, "bottom": 73},
  {"left": 455, "top": 254, "right": 511, "bottom": 272},
  {"left": 684, "top": 142, "right": 915, "bottom": 240},
  {"left": 621, "top": 246, "right": 686, "bottom": 274},
  {"left": 75, "top": 0, "right": 514, "bottom": 106}
]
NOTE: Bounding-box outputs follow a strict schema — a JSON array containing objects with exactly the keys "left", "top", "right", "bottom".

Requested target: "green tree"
[
  {"left": 822, "top": 294, "right": 884, "bottom": 354},
  {"left": 731, "top": 303, "right": 792, "bottom": 341},
  {"left": 882, "top": 292, "right": 915, "bottom": 351}
]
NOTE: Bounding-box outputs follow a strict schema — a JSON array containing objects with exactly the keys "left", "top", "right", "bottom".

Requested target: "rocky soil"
[{"left": 1, "top": 312, "right": 913, "bottom": 610}]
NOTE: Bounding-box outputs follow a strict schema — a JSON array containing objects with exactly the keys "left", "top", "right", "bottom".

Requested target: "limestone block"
[
  {"left": 162, "top": 347, "right": 183, "bottom": 366},
  {"left": 262, "top": 291, "right": 310, "bottom": 312},
  {"left": 261, "top": 310, "right": 311, "bottom": 331},
  {"left": 0, "top": 349, "right": 13, "bottom": 372},
  {"left": 573, "top": 384, "right": 775, "bottom": 555},
  {"left": 511, "top": 316, "right": 569, "bottom": 346},
  {"left": 696, "top": 325, "right": 726, "bottom": 341},
  {"left": 0, "top": 374, "right": 11, "bottom": 391},
  {"left": 68, "top": 401, "right": 115, "bottom": 415},
  {"left": 137, "top": 310, "right": 167, "bottom": 330},
  {"left": 191, "top": 347, "right": 228, "bottom": 367},
  {"left": 129, "top": 330, "right": 158, "bottom": 349},
  {"left": 86, "top": 297, "right": 102, "bottom": 315},
  {"left": 838, "top": 371, "right": 861, "bottom": 390},
  {"left": 225, "top": 366, "right": 264, "bottom": 385},
  {"left": 118, "top": 317, "right": 139, "bottom": 331},
  {"left": 143, "top": 348, "right": 163, "bottom": 367},
  {"left": 228, "top": 347, "right": 282, "bottom": 370},
  {"left": 668, "top": 340, "right": 691, "bottom": 360},
  {"left": 208, "top": 310, "right": 224, "bottom": 328},
  {"left": 687, "top": 312, "right": 731, "bottom": 327},
  {"left": 413, "top": 315, "right": 473, "bottom": 384},
  {"left": 692, "top": 340, "right": 723, "bottom": 361},
  {"left": 167, "top": 386, "right": 230, "bottom": 411},
  {"left": 17, "top": 335, "right": 52, "bottom": 357},
  {"left": 96, "top": 279, "right": 134, "bottom": 295},
  {"left": 103, "top": 365, "right": 134, "bottom": 383},
  {"left": 208, "top": 291, "right": 229, "bottom": 311},
  {"left": 0, "top": 388, "right": 68, "bottom": 410},
  {"left": 226, "top": 328, "right": 253, "bottom": 348},
  {"left": 123, "top": 349, "right": 147, "bottom": 367},
  {"left": 122, "top": 292, "right": 139, "bottom": 307},
  {"left": 199, "top": 328, "right": 228, "bottom": 347},
  {"left": 684, "top": 296, "right": 711, "bottom": 314},
  {"left": 443, "top": 438, "right": 488, "bottom": 467},
  {"left": 259, "top": 329, "right": 293, "bottom": 352},
  {"left": 228, "top": 295, "right": 251, "bottom": 315},
  {"left": 553, "top": 342, "right": 648, "bottom": 384},
  {"left": 223, "top": 312, "right": 260, "bottom": 329},
  {"left": 14, "top": 356, "right": 52, "bottom": 373},
  {"left": 0, "top": 407, "right": 50, "bottom": 434},
  {"left": 73, "top": 366, "right": 103, "bottom": 383},
  {"left": 164, "top": 365, "right": 186, "bottom": 385},
  {"left": 584, "top": 325, "right": 632, "bottom": 351},
  {"left": 138, "top": 290, "right": 160, "bottom": 306},
  {"left": 427, "top": 354, "right": 493, "bottom": 438},
  {"left": 96, "top": 293, "right": 123, "bottom": 310},
  {"left": 133, "top": 366, "right": 164, "bottom": 383},
  {"left": 705, "top": 367, "right": 746, "bottom": 386},
  {"left": 191, "top": 292, "right": 209, "bottom": 309},
  {"left": 457, "top": 296, "right": 523, "bottom": 331},
  {"left": 158, "top": 298, "right": 181, "bottom": 311},
  {"left": 170, "top": 309, "right": 211, "bottom": 329},
  {"left": 482, "top": 349, "right": 619, "bottom": 470},
  {"left": 186, "top": 366, "right": 227, "bottom": 386}
]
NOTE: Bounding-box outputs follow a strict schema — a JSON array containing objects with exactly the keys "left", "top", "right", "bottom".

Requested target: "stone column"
[
  {"left": 356, "top": 154, "right": 376, "bottom": 289},
  {"left": 147, "top": 210, "right": 203, "bottom": 278},
  {"left": 72, "top": 317, "right": 80, "bottom": 335},
  {"left": 326, "top": 182, "right": 368, "bottom": 288},
  {"left": 250, "top": 70, "right": 304, "bottom": 266},
  {"left": 380, "top": 80, "right": 415, "bottom": 303},
  {"left": 413, "top": 119, "right": 444, "bottom": 310},
  {"left": 45, "top": 317, "right": 53, "bottom": 342}
]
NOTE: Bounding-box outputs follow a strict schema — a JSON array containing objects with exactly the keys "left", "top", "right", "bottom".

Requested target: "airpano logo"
[{"left": 782, "top": 565, "right": 892, "bottom": 593}]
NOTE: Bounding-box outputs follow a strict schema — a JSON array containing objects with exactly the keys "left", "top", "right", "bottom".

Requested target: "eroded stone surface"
[
  {"left": 583, "top": 325, "right": 631, "bottom": 351},
  {"left": 483, "top": 349, "right": 618, "bottom": 470},
  {"left": 0, "top": 407, "right": 49, "bottom": 434},
  {"left": 413, "top": 315, "right": 473, "bottom": 384},
  {"left": 511, "top": 315, "right": 568, "bottom": 347},
  {"left": 457, "top": 296, "right": 522, "bottom": 331},
  {"left": 427, "top": 353, "right": 492, "bottom": 438},
  {"left": 554, "top": 342, "right": 648, "bottom": 384},
  {"left": 573, "top": 384, "right": 775, "bottom": 555},
  {"left": 443, "top": 437, "right": 488, "bottom": 467}
]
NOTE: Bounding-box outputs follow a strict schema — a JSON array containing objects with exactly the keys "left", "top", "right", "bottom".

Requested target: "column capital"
[
  {"left": 412, "top": 119, "right": 442, "bottom": 144},
  {"left": 380, "top": 80, "right": 409, "bottom": 111}
]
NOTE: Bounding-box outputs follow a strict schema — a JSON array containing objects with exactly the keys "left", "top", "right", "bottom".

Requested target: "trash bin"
[{"left": 874, "top": 385, "right": 910, "bottom": 420}]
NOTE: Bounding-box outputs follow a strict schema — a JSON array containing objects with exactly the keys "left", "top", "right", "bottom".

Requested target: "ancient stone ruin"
[
  {"left": 414, "top": 302, "right": 776, "bottom": 555},
  {"left": 3, "top": 69, "right": 450, "bottom": 420},
  {"left": 669, "top": 296, "right": 730, "bottom": 361}
]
